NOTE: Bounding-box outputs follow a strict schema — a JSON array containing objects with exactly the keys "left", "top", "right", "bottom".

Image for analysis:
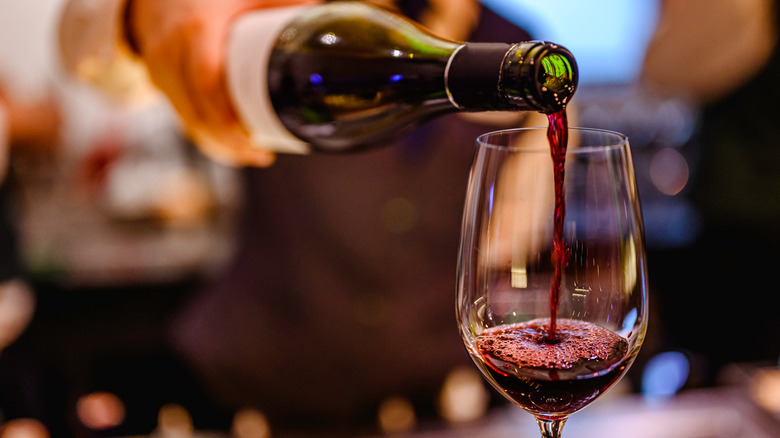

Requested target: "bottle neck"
[
  {"left": 445, "top": 42, "right": 513, "bottom": 111},
  {"left": 445, "top": 41, "right": 578, "bottom": 114}
]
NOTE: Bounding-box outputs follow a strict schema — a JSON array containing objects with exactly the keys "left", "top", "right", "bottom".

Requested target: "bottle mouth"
[
  {"left": 502, "top": 42, "right": 579, "bottom": 114},
  {"left": 537, "top": 43, "right": 578, "bottom": 111}
]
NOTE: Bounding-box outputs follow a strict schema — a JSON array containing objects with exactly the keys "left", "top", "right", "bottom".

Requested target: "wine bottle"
[{"left": 227, "top": 2, "right": 578, "bottom": 154}]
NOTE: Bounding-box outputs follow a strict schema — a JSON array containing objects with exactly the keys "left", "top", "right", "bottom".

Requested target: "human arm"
[
  {"left": 59, "top": 0, "right": 320, "bottom": 167},
  {"left": 642, "top": 0, "right": 777, "bottom": 104}
]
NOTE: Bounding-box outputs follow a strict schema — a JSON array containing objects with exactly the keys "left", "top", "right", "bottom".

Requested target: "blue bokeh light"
[
  {"left": 641, "top": 351, "right": 690, "bottom": 401},
  {"left": 480, "top": 0, "right": 660, "bottom": 84}
]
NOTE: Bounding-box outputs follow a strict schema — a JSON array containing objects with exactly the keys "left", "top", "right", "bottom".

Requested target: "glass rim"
[{"left": 475, "top": 126, "right": 628, "bottom": 152}]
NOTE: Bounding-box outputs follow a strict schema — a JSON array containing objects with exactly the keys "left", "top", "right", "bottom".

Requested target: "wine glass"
[{"left": 457, "top": 127, "right": 648, "bottom": 438}]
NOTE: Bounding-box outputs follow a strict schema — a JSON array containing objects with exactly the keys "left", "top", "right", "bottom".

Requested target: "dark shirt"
[{"left": 167, "top": 2, "right": 530, "bottom": 429}]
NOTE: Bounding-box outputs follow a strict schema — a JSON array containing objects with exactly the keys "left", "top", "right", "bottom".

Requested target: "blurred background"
[{"left": 0, "top": 0, "right": 778, "bottom": 437}]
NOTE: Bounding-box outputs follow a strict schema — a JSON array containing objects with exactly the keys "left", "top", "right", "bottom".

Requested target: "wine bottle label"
[{"left": 227, "top": 6, "right": 311, "bottom": 154}]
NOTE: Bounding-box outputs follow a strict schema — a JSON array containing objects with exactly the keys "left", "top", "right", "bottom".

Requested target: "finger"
[
  {"left": 143, "top": 28, "right": 201, "bottom": 131},
  {"left": 184, "top": 21, "right": 277, "bottom": 166},
  {"left": 194, "top": 128, "right": 277, "bottom": 167}
]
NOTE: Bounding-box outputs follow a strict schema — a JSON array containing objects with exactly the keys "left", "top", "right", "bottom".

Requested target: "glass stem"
[{"left": 536, "top": 418, "right": 567, "bottom": 438}]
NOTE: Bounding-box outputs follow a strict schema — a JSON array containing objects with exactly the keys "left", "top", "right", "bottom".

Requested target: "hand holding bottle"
[{"left": 125, "top": 0, "right": 321, "bottom": 166}]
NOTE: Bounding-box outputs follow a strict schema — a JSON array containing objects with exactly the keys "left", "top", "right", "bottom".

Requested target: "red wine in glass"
[
  {"left": 475, "top": 318, "right": 629, "bottom": 419},
  {"left": 470, "top": 111, "right": 632, "bottom": 417},
  {"left": 458, "top": 119, "right": 647, "bottom": 438}
]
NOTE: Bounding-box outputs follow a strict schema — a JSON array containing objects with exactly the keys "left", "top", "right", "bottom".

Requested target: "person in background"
[
  {"left": 40, "top": 0, "right": 780, "bottom": 434},
  {"left": 0, "top": 1, "right": 247, "bottom": 435},
  {"left": 641, "top": 0, "right": 780, "bottom": 385},
  {"left": 60, "top": 0, "right": 540, "bottom": 435}
]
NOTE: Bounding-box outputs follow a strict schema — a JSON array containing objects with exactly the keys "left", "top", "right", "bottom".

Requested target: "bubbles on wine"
[{"left": 476, "top": 318, "right": 628, "bottom": 381}]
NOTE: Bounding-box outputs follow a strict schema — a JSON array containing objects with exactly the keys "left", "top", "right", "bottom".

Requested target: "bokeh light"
[{"left": 76, "top": 391, "right": 126, "bottom": 431}]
